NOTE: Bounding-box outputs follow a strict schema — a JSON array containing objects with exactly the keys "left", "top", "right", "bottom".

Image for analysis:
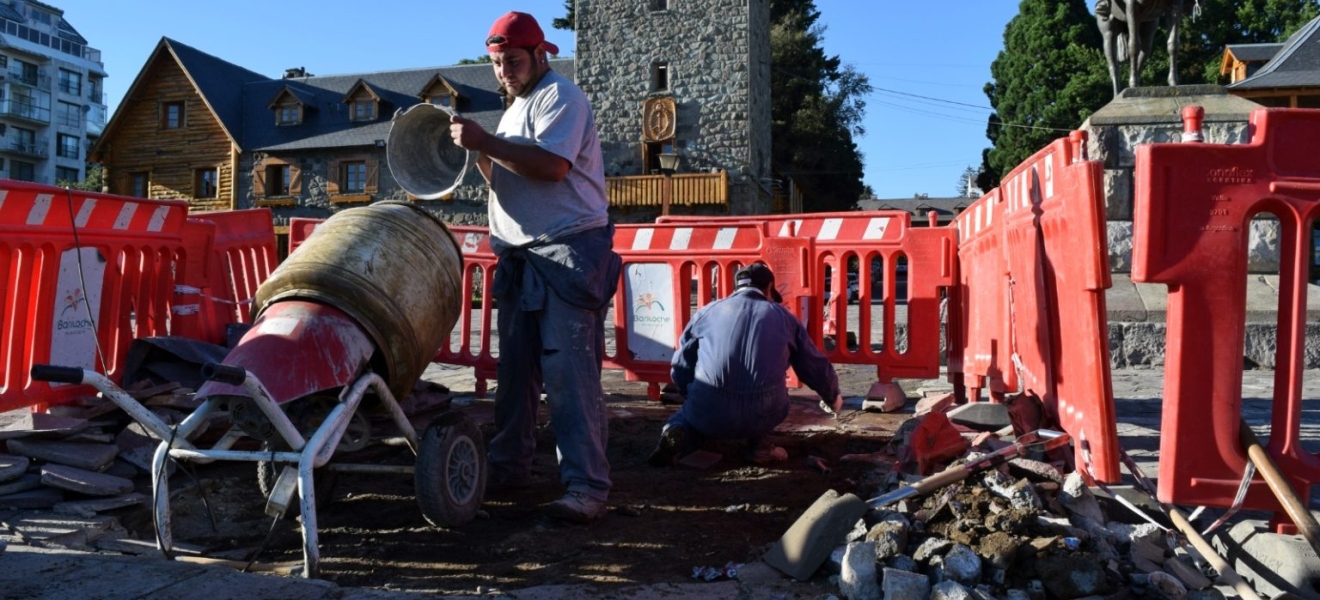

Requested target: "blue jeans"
[
  {"left": 488, "top": 289, "right": 612, "bottom": 501},
  {"left": 665, "top": 381, "right": 790, "bottom": 444}
]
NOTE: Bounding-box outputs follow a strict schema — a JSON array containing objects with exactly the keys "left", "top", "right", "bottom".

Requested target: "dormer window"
[
  {"left": 418, "top": 74, "right": 465, "bottom": 112},
  {"left": 352, "top": 100, "right": 376, "bottom": 121},
  {"left": 268, "top": 87, "right": 309, "bottom": 126},
  {"left": 278, "top": 105, "right": 301, "bottom": 125}
]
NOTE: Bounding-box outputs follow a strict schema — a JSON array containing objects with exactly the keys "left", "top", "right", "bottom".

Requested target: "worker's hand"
[
  {"left": 449, "top": 115, "right": 490, "bottom": 152},
  {"left": 831, "top": 394, "right": 844, "bottom": 414}
]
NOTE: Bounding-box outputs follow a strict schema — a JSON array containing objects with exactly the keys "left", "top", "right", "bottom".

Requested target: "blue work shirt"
[{"left": 668, "top": 288, "right": 840, "bottom": 440}]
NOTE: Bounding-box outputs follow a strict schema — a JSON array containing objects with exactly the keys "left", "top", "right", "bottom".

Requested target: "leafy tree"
[
  {"left": 458, "top": 55, "right": 491, "bottom": 65},
  {"left": 57, "top": 163, "right": 104, "bottom": 192},
  {"left": 979, "top": 0, "right": 1111, "bottom": 190},
  {"left": 769, "top": 0, "right": 871, "bottom": 212},
  {"left": 979, "top": 0, "right": 1319, "bottom": 190},
  {"left": 1143, "top": 0, "right": 1320, "bottom": 84}
]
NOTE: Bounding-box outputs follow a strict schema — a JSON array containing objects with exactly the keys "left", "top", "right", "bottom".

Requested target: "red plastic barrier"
[
  {"left": 1133, "top": 108, "right": 1320, "bottom": 519},
  {"left": 435, "top": 225, "right": 498, "bottom": 397},
  {"left": 0, "top": 181, "right": 189, "bottom": 411},
  {"left": 949, "top": 191, "right": 1012, "bottom": 397},
  {"left": 658, "top": 212, "right": 956, "bottom": 384},
  {"left": 1001, "top": 132, "right": 1117, "bottom": 483},
  {"left": 288, "top": 217, "right": 322, "bottom": 255},
  {"left": 172, "top": 210, "right": 276, "bottom": 345},
  {"left": 609, "top": 222, "right": 811, "bottom": 398},
  {"left": 948, "top": 132, "right": 1118, "bottom": 483}
]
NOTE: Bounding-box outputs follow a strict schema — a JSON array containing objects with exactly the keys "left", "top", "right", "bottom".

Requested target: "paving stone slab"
[
  {"left": 7, "top": 439, "right": 119, "bottom": 471},
  {"left": 0, "top": 487, "right": 64, "bottom": 509},
  {"left": 54, "top": 492, "right": 147, "bottom": 517},
  {"left": 0, "top": 453, "right": 30, "bottom": 482},
  {"left": 0, "top": 410, "right": 89, "bottom": 440},
  {"left": 945, "top": 402, "right": 1011, "bottom": 432},
  {"left": 0, "top": 472, "right": 42, "bottom": 495},
  {"left": 41, "top": 464, "right": 135, "bottom": 496}
]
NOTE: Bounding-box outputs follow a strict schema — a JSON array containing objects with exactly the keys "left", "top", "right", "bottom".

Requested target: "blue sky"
[{"left": 56, "top": 0, "right": 1023, "bottom": 200}]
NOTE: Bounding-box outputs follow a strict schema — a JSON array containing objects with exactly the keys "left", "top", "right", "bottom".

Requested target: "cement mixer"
[{"left": 31, "top": 201, "right": 479, "bottom": 578}]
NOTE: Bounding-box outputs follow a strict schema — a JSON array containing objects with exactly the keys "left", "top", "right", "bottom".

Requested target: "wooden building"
[{"left": 1221, "top": 15, "right": 1320, "bottom": 109}]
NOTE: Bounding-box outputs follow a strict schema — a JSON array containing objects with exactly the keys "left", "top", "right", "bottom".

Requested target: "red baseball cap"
[{"left": 486, "top": 11, "right": 560, "bottom": 55}]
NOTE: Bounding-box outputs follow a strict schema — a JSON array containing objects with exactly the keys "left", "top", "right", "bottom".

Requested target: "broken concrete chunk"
[
  {"left": 1007, "top": 457, "right": 1066, "bottom": 484},
  {"left": 840, "top": 541, "right": 881, "bottom": 600},
  {"left": 930, "top": 580, "right": 974, "bottom": 600},
  {"left": 40, "top": 464, "right": 135, "bottom": 497},
  {"left": 1106, "top": 521, "right": 1164, "bottom": 546},
  {"left": 880, "top": 567, "right": 930, "bottom": 600},
  {"left": 1035, "top": 555, "right": 1116, "bottom": 599},
  {"left": 1059, "top": 472, "right": 1107, "bottom": 528},
  {"left": 865, "top": 518, "right": 909, "bottom": 560},
  {"left": 1147, "top": 570, "right": 1189, "bottom": 600},
  {"left": 939, "top": 543, "right": 983, "bottom": 585},
  {"left": 912, "top": 536, "right": 953, "bottom": 565},
  {"left": 7, "top": 439, "right": 118, "bottom": 471}
]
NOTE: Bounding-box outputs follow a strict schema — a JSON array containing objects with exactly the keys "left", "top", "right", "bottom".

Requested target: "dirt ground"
[{"left": 114, "top": 365, "right": 916, "bottom": 596}]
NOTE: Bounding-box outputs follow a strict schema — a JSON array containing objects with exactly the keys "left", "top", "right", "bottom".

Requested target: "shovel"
[{"left": 867, "top": 429, "right": 1070, "bottom": 508}]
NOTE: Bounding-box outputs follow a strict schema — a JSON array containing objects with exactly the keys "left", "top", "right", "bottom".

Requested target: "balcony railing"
[
  {"left": 0, "top": 99, "right": 51, "bottom": 124},
  {"left": 606, "top": 170, "right": 729, "bottom": 209},
  {"left": 5, "top": 70, "right": 49, "bottom": 88},
  {"left": 1, "top": 141, "right": 48, "bottom": 158}
]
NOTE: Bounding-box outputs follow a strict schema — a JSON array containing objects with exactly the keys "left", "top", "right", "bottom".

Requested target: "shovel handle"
[{"left": 1240, "top": 418, "right": 1320, "bottom": 557}]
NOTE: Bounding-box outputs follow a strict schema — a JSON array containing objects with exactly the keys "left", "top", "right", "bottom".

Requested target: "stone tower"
[{"left": 575, "top": 0, "right": 773, "bottom": 215}]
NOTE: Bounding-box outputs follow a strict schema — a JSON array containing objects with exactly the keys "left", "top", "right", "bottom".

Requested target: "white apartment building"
[{"left": 0, "top": 0, "right": 105, "bottom": 185}]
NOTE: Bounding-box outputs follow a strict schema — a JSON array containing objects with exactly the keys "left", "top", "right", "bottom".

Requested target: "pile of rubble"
[
  {"left": 0, "top": 383, "right": 204, "bottom": 554},
  {"left": 809, "top": 431, "right": 1230, "bottom": 600}
]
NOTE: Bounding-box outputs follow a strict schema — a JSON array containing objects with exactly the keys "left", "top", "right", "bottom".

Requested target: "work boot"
[
  {"left": 648, "top": 426, "right": 689, "bottom": 467},
  {"left": 748, "top": 438, "right": 788, "bottom": 465},
  {"left": 547, "top": 490, "right": 607, "bottom": 523}
]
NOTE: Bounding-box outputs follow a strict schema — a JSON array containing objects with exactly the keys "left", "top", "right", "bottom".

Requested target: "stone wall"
[
  {"left": 576, "top": 0, "right": 773, "bottom": 215},
  {"left": 1082, "top": 86, "right": 1280, "bottom": 274},
  {"left": 236, "top": 149, "right": 490, "bottom": 227}
]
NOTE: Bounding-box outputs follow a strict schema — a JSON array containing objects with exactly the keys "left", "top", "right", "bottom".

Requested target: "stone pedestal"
[
  {"left": 1082, "top": 85, "right": 1267, "bottom": 274},
  {"left": 1081, "top": 86, "right": 1320, "bottom": 368}
]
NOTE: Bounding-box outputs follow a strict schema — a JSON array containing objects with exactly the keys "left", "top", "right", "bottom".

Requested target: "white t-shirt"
[{"left": 488, "top": 70, "right": 609, "bottom": 253}]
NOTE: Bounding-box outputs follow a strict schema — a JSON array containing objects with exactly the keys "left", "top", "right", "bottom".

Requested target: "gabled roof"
[
  {"left": 341, "top": 79, "right": 384, "bottom": 103},
  {"left": 419, "top": 74, "right": 463, "bottom": 100},
  {"left": 95, "top": 37, "right": 271, "bottom": 153},
  {"left": 243, "top": 59, "right": 574, "bottom": 152},
  {"left": 267, "top": 85, "right": 317, "bottom": 108},
  {"left": 1225, "top": 43, "right": 1284, "bottom": 63},
  {"left": 1229, "top": 15, "right": 1320, "bottom": 90}
]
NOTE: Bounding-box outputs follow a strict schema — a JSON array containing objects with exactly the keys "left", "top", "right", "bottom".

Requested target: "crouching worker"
[{"left": 648, "top": 262, "right": 843, "bottom": 467}]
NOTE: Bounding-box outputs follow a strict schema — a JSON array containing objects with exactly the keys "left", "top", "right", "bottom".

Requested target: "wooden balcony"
[{"left": 606, "top": 170, "right": 728, "bottom": 209}]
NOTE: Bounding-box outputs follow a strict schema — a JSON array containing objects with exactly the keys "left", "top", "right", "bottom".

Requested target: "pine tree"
[
  {"left": 979, "top": 0, "right": 1111, "bottom": 190},
  {"left": 769, "top": 0, "right": 871, "bottom": 212}
]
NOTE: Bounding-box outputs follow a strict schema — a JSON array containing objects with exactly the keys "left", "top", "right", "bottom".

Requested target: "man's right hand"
[{"left": 449, "top": 115, "right": 489, "bottom": 152}]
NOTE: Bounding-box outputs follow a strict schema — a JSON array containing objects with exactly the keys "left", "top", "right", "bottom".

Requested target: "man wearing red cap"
[
  {"left": 449, "top": 11, "right": 619, "bottom": 523},
  {"left": 649, "top": 263, "right": 844, "bottom": 467}
]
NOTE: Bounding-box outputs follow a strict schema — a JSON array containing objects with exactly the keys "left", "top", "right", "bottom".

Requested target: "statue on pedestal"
[{"left": 1096, "top": 0, "right": 1186, "bottom": 96}]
